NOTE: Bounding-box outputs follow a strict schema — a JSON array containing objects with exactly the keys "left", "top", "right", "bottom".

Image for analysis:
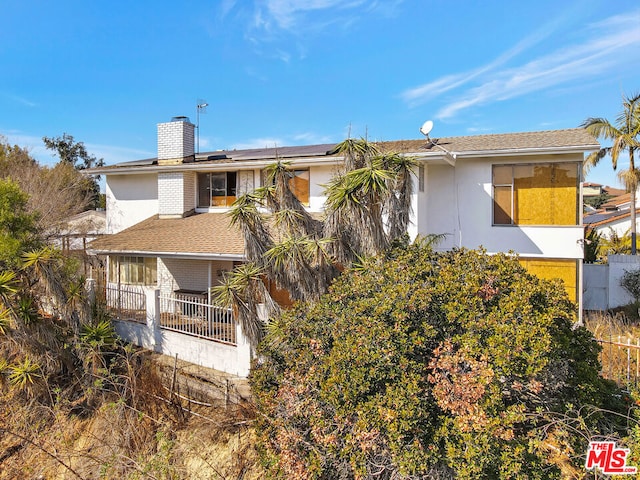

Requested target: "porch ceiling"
[{"left": 88, "top": 213, "right": 245, "bottom": 258}]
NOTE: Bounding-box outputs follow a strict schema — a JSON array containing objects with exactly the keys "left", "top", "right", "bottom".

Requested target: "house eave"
[
  {"left": 85, "top": 156, "right": 344, "bottom": 175},
  {"left": 88, "top": 248, "right": 246, "bottom": 261},
  {"left": 405, "top": 144, "right": 599, "bottom": 167}
]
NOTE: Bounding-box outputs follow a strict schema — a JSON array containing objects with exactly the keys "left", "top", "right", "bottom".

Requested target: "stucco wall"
[
  {"left": 423, "top": 155, "right": 584, "bottom": 260},
  {"left": 106, "top": 174, "right": 158, "bottom": 233},
  {"left": 157, "top": 258, "right": 234, "bottom": 296},
  {"left": 594, "top": 217, "right": 639, "bottom": 240},
  {"left": 308, "top": 164, "right": 337, "bottom": 212}
]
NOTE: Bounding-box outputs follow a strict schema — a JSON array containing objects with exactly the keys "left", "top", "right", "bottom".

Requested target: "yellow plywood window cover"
[
  {"left": 519, "top": 258, "right": 577, "bottom": 302},
  {"left": 493, "top": 163, "right": 578, "bottom": 226},
  {"left": 514, "top": 164, "right": 578, "bottom": 226},
  {"left": 289, "top": 170, "right": 310, "bottom": 205}
]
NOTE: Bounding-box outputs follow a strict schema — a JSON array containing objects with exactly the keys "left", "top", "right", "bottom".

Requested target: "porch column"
[{"left": 146, "top": 289, "right": 161, "bottom": 348}]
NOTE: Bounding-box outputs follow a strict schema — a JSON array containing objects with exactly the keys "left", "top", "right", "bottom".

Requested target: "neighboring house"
[
  {"left": 50, "top": 209, "right": 106, "bottom": 277},
  {"left": 584, "top": 190, "right": 640, "bottom": 239},
  {"left": 583, "top": 182, "right": 625, "bottom": 201},
  {"left": 86, "top": 117, "right": 598, "bottom": 375},
  {"left": 53, "top": 209, "right": 106, "bottom": 253}
]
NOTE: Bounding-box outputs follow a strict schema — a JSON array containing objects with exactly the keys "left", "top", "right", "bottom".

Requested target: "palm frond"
[
  {"left": 0, "top": 271, "right": 18, "bottom": 298},
  {"left": 212, "top": 263, "right": 279, "bottom": 347}
]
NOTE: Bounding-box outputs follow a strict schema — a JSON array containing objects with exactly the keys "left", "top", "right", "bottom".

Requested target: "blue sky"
[{"left": 1, "top": 0, "right": 638, "bottom": 188}]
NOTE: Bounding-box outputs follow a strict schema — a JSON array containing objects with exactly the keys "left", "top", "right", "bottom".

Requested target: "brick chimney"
[
  {"left": 157, "top": 117, "right": 196, "bottom": 218},
  {"left": 157, "top": 116, "right": 195, "bottom": 165}
]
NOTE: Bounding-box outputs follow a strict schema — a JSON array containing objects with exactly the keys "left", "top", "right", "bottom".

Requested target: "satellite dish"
[{"left": 420, "top": 120, "right": 434, "bottom": 137}]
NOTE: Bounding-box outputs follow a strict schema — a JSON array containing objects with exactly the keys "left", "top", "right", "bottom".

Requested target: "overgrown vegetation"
[
  {"left": 216, "top": 138, "right": 421, "bottom": 347},
  {"left": 0, "top": 143, "right": 261, "bottom": 478},
  {"left": 251, "top": 243, "right": 625, "bottom": 479}
]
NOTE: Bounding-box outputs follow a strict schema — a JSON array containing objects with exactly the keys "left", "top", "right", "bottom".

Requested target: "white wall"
[
  {"left": 422, "top": 155, "right": 584, "bottom": 260},
  {"left": 583, "top": 264, "right": 609, "bottom": 310},
  {"left": 308, "top": 164, "right": 336, "bottom": 212},
  {"left": 608, "top": 255, "right": 640, "bottom": 308},
  {"left": 112, "top": 288, "right": 251, "bottom": 377},
  {"left": 106, "top": 174, "right": 158, "bottom": 233},
  {"left": 594, "top": 217, "right": 639, "bottom": 239},
  {"left": 157, "top": 258, "right": 234, "bottom": 296}
]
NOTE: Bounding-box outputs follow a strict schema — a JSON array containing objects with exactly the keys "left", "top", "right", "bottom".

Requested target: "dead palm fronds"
[
  {"left": 226, "top": 138, "right": 419, "bottom": 347},
  {"left": 212, "top": 263, "right": 280, "bottom": 347}
]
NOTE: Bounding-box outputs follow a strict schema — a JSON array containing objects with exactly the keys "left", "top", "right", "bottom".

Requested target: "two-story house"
[{"left": 87, "top": 117, "right": 598, "bottom": 376}]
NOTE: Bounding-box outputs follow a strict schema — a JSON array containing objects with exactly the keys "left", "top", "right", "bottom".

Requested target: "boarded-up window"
[
  {"left": 289, "top": 170, "right": 310, "bottom": 205},
  {"left": 519, "top": 258, "right": 578, "bottom": 302},
  {"left": 264, "top": 278, "right": 294, "bottom": 308},
  {"left": 261, "top": 168, "right": 310, "bottom": 206},
  {"left": 493, "top": 163, "right": 579, "bottom": 225}
]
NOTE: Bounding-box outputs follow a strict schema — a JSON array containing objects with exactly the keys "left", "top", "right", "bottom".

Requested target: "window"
[
  {"left": 492, "top": 163, "right": 579, "bottom": 226},
  {"left": 261, "top": 168, "right": 310, "bottom": 205},
  {"left": 109, "top": 256, "right": 157, "bottom": 285},
  {"left": 519, "top": 258, "right": 578, "bottom": 302},
  {"left": 198, "top": 172, "right": 237, "bottom": 208},
  {"left": 289, "top": 169, "right": 310, "bottom": 205}
]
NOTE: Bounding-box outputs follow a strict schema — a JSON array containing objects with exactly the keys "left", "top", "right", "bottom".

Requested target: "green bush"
[
  {"left": 621, "top": 269, "right": 640, "bottom": 302},
  {"left": 251, "top": 244, "right": 620, "bottom": 479}
]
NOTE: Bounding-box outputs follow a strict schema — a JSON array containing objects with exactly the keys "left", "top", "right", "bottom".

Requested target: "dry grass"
[
  {"left": 584, "top": 310, "right": 640, "bottom": 387},
  {"left": 0, "top": 350, "right": 263, "bottom": 479}
]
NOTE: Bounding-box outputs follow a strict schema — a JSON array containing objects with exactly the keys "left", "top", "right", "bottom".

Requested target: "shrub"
[
  {"left": 621, "top": 269, "right": 640, "bottom": 303},
  {"left": 251, "top": 244, "right": 620, "bottom": 479}
]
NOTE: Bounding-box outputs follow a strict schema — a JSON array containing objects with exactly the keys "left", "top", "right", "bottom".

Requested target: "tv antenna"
[
  {"left": 419, "top": 119, "right": 456, "bottom": 165},
  {"left": 196, "top": 100, "right": 209, "bottom": 153}
]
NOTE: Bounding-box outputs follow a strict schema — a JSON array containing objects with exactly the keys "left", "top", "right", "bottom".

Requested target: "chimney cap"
[{"left": 171, "top": 115, "right": 191, "bottom": 123}]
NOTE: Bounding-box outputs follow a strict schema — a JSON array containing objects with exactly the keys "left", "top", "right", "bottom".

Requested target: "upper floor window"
[
  {"left": 492, "top": 163, "right": 579, "bottom": 226},
  {"left": 198, "top": 172, "right": 237, "bottom": 208},
  {"left": 289, "top": 169, "right": 310, "bottom": 205},
  {"left": 109, "top": 256, "right": 157, "bottom": 286},
  {"left": 261, "top": 168, "right": 310, "bottom": 206}
]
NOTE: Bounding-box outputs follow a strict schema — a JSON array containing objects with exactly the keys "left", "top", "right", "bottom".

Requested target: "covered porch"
[{"left": 88, "top": 212, "right": 251, "bottom": 376}]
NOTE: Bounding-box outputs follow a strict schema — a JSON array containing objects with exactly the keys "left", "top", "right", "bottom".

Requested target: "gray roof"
[
  {"left": 87, "top": 128, "right": 599, "bottom": 174},
  {"left": 584, "top": 210, "right": 630, "bottom": 226}
]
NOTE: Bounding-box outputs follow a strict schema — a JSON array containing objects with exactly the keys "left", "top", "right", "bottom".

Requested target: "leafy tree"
[
  {"left": 0, "top": 137, "right": 93, "bottom": 233},
  {"left": 215, "top": 138, "right": 418, "bottom": 346},
  {"left": 597, "top": 227, "right": 640, "bottom": 262},
  {"left": 583, "top": 227, "right": 601, "bottom": 263},
  {"left": 584, "top": 192, "right": 612, "bottom": 210},
  {"left": 0, "top": 179, "right": 40, "bottom": 269},
  {"left": 582, "top": 93, "right": 640, "bottom": 254},
  {"left": 251, "top": 244, "right": 620, "bottom": 479},
  {"left": 43, "top": 133, "right": 104, "bottom": 209},
  {"left": 42, "top": 133, "right": 104, "bottom": 170},
  {"left": 620, "top": 269, "right": 640, "bottom": 303}
]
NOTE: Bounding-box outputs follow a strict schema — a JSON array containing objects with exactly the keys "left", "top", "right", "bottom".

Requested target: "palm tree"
[
  {"left": 215, "top": 138, "right": 418, "bottom": 347},
  {"left": 582, "top": 93, "right": 640, "bottom": 254}
]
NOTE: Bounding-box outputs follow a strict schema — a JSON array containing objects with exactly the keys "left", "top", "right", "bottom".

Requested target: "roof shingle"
[{"left": 89, "top": 213, "right": 244, "bottom": 257}]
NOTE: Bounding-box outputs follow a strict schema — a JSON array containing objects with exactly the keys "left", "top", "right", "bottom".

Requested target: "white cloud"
[
  {"left": 221, "top": 0, "right": 402, "bottom": 61},
  {"left": 86, "top": 143, "right": 155, "bottom": 165},
  {"left": 401, "top": 8, "right": 640, "bottom": 120},
  {"left": 1, "top": 92, "right": 38, "bottom": 108},
  {"left": 262, "top": 0, "right": 368, "bottom": 30}
]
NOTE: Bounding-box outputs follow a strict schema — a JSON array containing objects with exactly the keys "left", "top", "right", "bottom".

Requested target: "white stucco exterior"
[
  {"left": 91, "top": 122, "right": 598, "bottom": 375},
  {"left": 106, "top": 173, "right": 158, "bottom": 233},
  {"left": 418, "top": 155, "right": 584, "bottom": 261}
]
